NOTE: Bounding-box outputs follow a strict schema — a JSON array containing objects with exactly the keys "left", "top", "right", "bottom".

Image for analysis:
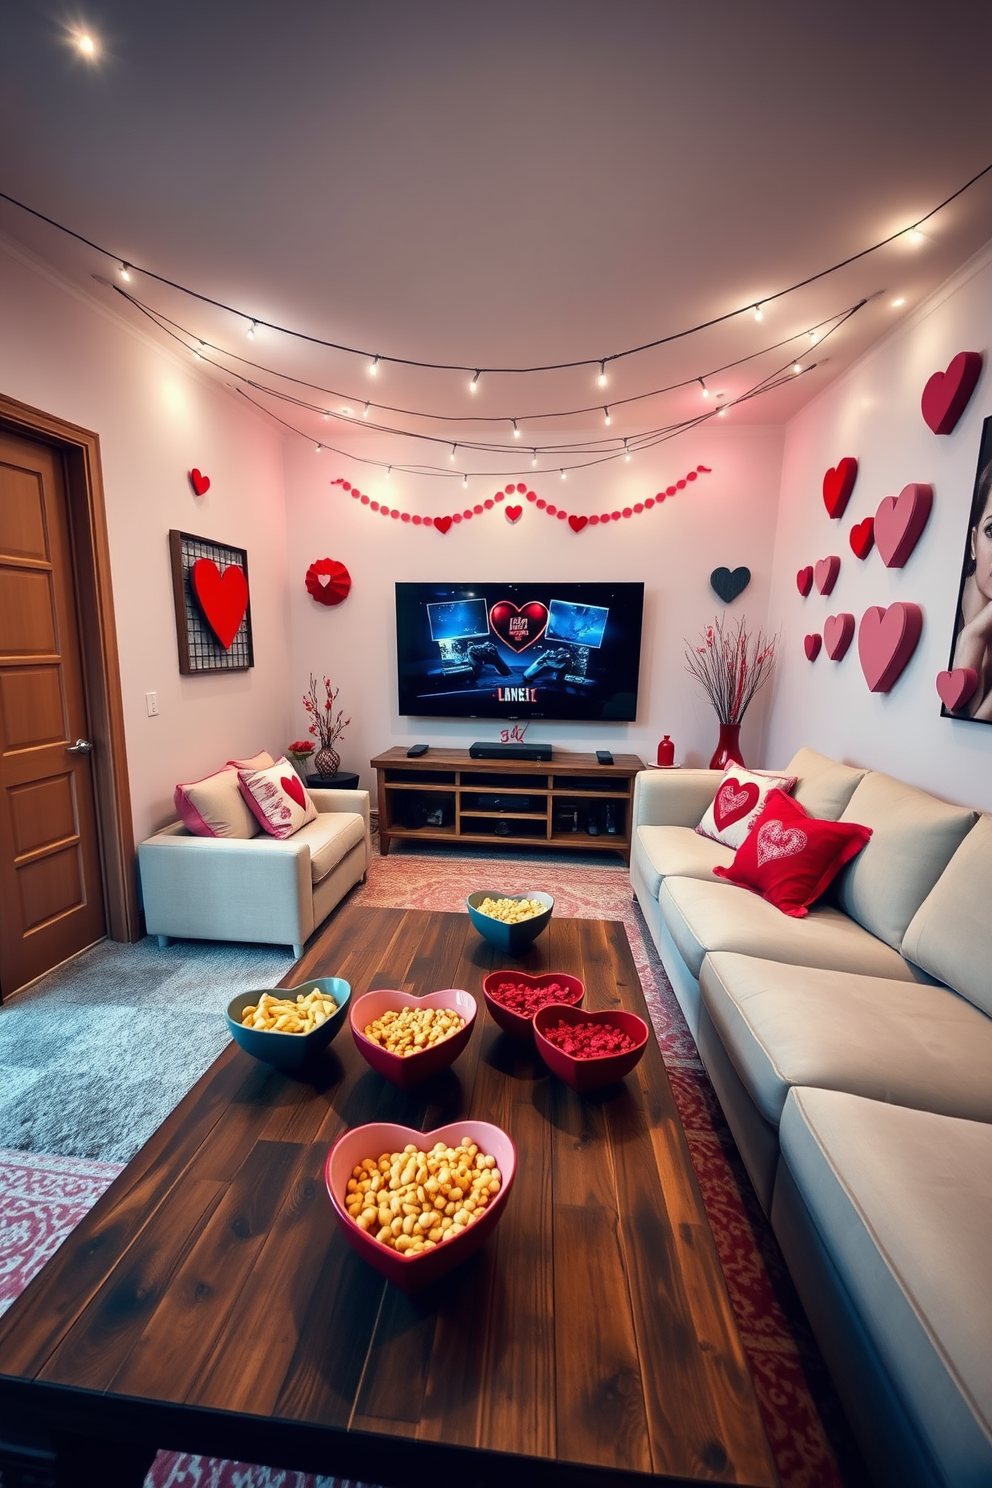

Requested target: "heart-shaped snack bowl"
[
  {"left": 227, "top": 977, "right": 351, "bottom": 1071},
  {"left": 466, "top": 890, "right": 554, "bottom": 955},
  {"left": 350, "top": 988, "right": 477, "bottom": 1090},
  {"left": 481, "top": 970, "right": 584, "bottom": 1042},
  {"left": 533, "top": 1005, "right": 649, "bottom": 1093},
  {"left": 325, "top": 1120, "right": 516, "bottom": 1292}
]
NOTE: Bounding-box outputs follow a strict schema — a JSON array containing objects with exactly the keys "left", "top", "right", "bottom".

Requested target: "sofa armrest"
[
  {"left": 631, "top": 769, "right": 723, "bottom": 829},
  {"left": 310, "top": 788, "right": 370, "bottom": 830}
]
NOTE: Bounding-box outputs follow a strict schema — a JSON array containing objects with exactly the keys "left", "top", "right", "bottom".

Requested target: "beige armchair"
[{"left": 138, "top": 789, "right": 371, "bottom": 959}]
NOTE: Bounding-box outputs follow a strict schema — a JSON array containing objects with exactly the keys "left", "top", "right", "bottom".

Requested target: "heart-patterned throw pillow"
[
  {"left": 714, "top": 788, "right": 872, "bottom": 917},
  {"left": 696, "top": 765, "right": 797, "bottom": 851},
  {"left": 238, "top": 757, "right": 317, "bottom": 839}
]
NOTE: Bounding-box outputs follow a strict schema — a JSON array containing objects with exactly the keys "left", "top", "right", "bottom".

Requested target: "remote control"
[
  {"left": 596, "top": 750, "right": 614, "bottom": 765},
  {"left": 407, "top": 743, "right": 429, "bottom": 757}
]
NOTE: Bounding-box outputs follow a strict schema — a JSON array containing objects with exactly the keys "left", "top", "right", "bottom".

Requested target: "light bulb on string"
[
  {"left": 560, "top": 468, "right": 566, "bottom": 481},
  {"left": 904, "top": 226, "right": 924, "bottom": 246},
  {"left": 718, "top": 404, "right": 728, "bottom": 417},
  {"left": 808, "top": 330, "right": 818, "bottom": 344},
  {"left": 247, "top": 320, "right": 257, "bottom": 340},
  {"left": 603, "top": 407, "right": 611, "bottom": 425},
  {"left": 322, "top": 410, "right": 329, "bottom": 420},
  {"left": 449, "top": 444, "right": 457, "bottom": 461},
  {"left": 699, "top": 378, "right": 709, "bottom": 398},
  {"left": 753, "top": 304, "right": 764, "bottom": 323},
  {"left": 532, "top": 450, "right": 538, "bottom": 467},
  {"left": 469, "top": 370, "right": 481, "bottom": 393},
  {"left": 512, "top": 418, "right": 521, "bottom": 438},
  {"left": 118, "top": 262, "right": 131, "bottom": 282},
  {"left": 315, "top": 443, "right": 322, "bottom": 454},
  {"left": 793, "top": 363, "right": 802, "bottom": 374},
  {"left": 385, "top": 466, "right": 392, "bottom": 480},
  {"left": 624, "top": 439, "right": 631, "bottom": 462},
  {"left": 597, "top": 361, "right": 607, "bottom": 388},
  {"left": 462, "top": 473, "right": 469, "bottom": 489},
  {"left": 363, "top": 401, "right": 370, "bottom": 417},
  {"left": 369, "top": 355, "right": 379, "bottom": 377}
]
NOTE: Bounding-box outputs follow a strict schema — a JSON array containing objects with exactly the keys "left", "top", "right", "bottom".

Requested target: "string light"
[
  {"left": 315, "top": 442, "right": 322, "bottom": 453},
  {"left": 118, "top": 262, "right": 131, "bottom": 282},
  {"left": 462, "top": 473, "right": 469, "bottom": 489},
  {"left": 470, "top": 370, "right": 481, "bottom": 393},
  {"left": 363, "top": 401, "right": 370, "bottom": 417},
  {"left": 753, "top": 304, "right": 764, "bottom": 323},
  {"left": 450, "top": 444, "right": 457, "bottom": 461},
  {"left": 793, "top": 362, "right": 802, "bottom": 374},
  {"left": 369, "top": 355, "right": 379, "bottom": 377},
  {"left": 560, "top": 468, "right": 566, "bottom": 480},
  {"left": 904, "top": 226, "right": 925, "bottom": 246},
  {"left": 807, "top": 330, "right": 819, "bottom": 344},
  {"left": 698, "top": 378, "right": 709, "bottom": 398},
  {"left": 597, "top": 361, "right": 607, "bottom": 387},
  {"left": 247, "top": 320, "right": 257, "bottom": 340},
  {"left": 603, "top": 407, "right": 611, "bottom": 425},
  {"left": 718, "top": 404, "right": 728, "bottom": 417},
  {"left": 532, "top": 450, "right": 538, "bottom": 467},
  {"left": 624, "top": 439, "right": 631, "bottom": 462},
  {"left": 512, "top": 419, "right": 520, "bottom": 438},
  {"left": 385, "top": 466, "right": 392, "bottom": 479}
]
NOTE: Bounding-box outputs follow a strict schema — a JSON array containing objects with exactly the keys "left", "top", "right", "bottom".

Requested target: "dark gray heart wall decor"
[{"left": 710, "top": 566, "right": 751, "bottom": 603}]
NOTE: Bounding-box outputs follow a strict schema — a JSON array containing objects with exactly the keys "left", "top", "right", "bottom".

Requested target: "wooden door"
[{"left": 0, "top": 429, "right": 106, "bottom": 994}]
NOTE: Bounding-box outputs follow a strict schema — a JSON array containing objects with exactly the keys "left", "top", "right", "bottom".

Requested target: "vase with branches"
[
  {"left": 302, "top": 673, "right": 351, "bottom": 778},
  {"left": 684, "top": 615, "right": 777, "bottom": 768}
]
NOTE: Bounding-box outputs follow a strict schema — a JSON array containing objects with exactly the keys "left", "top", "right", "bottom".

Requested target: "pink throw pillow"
[
  {"left": 174, "top": 767, "right": 260, "bottom": 839},
  {"left": 696, "top": 765, "right": 798, "bottom": 850},
  {"left": 238, "top": 757, "right": 318, "bottom": 839}
]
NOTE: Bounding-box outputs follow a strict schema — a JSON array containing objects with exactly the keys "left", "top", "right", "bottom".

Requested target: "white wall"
[
  {"left": 765, "top": 242, "right": 992, "bottom": 811},
  {"left": 284, "top": 425, "right": 784, "bottom": 799},
  {"left": 0, "top": 238, "right": 293, "bottom": 843}
]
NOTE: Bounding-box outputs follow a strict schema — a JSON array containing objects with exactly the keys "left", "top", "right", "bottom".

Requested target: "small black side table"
[{"left": 307, "top": 771, "right": 360, "bottom": 790}]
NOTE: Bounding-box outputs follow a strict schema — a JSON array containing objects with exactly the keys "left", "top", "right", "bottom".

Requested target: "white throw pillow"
[
  {"left": 238, "top": 757, "right": 318, "bottom": 839},
  {"left": 696, "top": 765, "right": 798, "bottom": 850}
]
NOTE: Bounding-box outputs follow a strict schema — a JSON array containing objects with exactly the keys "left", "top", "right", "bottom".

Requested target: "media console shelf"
[{"left": 370, "top": 747, "right": 645, "bottom": 862}]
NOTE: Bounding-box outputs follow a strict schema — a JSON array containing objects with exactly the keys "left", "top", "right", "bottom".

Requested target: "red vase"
[
  {"left": 656, "top": 735, "right": 675, "bottom": 766},
  {"left": 709, "top": 722, "right": 744, "bottom": 771}
]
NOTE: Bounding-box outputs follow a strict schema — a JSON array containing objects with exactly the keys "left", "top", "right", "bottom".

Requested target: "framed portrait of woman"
[{"left": 944, "top": 413, "right": 992, "bottom": 723}]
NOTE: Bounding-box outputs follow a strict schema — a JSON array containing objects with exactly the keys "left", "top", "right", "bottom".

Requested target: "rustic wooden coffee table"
[{"left": 0, "top": 905, "right": 777, "bottom": 1488}]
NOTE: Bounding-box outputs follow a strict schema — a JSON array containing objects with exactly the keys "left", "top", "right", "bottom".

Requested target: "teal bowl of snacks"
[
  {"left": 227, "top": 976, "right": 351, "bottom": 1070},
  {"left": 466, "top": 891, "right": 554, "bottom": 956}
]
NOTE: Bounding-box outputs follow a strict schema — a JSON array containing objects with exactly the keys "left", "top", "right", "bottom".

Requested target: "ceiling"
[{"left": 3, "top": 0, "right": 992, "bottom": 480}]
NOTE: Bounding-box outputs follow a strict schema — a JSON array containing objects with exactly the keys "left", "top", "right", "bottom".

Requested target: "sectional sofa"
[{"left": 630, "top": 748, "right": 992, "bottom": 1488}]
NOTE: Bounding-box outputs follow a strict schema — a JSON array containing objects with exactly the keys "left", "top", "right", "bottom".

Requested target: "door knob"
[{"left": 66, "top": 739, "right": 93, "bottom": 754}]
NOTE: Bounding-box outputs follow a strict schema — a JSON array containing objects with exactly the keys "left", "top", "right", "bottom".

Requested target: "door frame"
[{"left": 0, "top": 390, "right": 139, "bottom": 945}]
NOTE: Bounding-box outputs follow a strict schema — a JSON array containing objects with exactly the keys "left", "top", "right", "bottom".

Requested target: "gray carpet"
[{"left": 0, "top": 937, "right": 293, "bottom": 1162}]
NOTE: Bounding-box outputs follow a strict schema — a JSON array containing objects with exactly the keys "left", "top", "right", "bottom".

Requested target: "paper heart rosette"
[{"left": 305, "top": 558, "right": 352, "bottom": 606}]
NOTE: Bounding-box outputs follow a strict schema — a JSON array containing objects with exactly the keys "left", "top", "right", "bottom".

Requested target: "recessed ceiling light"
[{"left": 74, "top": 31, "right": 98, "bottom": 58}]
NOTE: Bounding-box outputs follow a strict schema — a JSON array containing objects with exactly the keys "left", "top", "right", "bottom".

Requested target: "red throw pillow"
[{"left": 713, "top": 788, "right": 871, "bottom": 917}]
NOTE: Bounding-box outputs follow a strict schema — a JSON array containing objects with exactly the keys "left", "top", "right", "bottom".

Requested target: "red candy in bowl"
[
  {"left": 481, "top": 970, "right": 584, "bottom": 1041},
  {"left": 324, "top": 1120, "right": 516, "bottom": 1292},
  {"left": 350, "top": 988, "right": 477, "bottom": 1090},
  {"left": 533, "top": 1004, "right": 649, "bottom": 1092}
]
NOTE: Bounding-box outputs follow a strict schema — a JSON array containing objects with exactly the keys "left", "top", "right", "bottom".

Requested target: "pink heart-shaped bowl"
[
  {"left": 325, "top": 1120, "right": 516, "bottom": 1292},
  {"left": 350, "top": 988, "right": 477, "bottom": 1089},
  {"left": 533, "top": 1005, "right": 649, "bottom": 1093},
  {"left": 481, "top": 970, "right": 584, "bottom": 1042}
]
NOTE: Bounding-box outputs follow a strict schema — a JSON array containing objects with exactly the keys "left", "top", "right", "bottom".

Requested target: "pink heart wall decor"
[
  {"left": 505, "top": 505, "right": 522, "bottom": 523},
  {"left": 823, "top": 612, "right": 855, "bottom": 661},
  {"left": 796, "top": 566, "right": 814, "bottom": 597},
  {"left": 814, "top": 555, "right": 841, "bottom": 595},
  {"left": 822, "top": 458, "right": 858, "bottom": 519},
  {"left": 434, "top": 516, "right": 453, "bottom": 534},
  {"left": 191, "top": 558, "right": 248, "bottom": 649},
  {"left": 858, "top": 603, "right": 923, "bottom": 693},
  {"left": 936, "top": 668, "right": 979, "bottom": 712},
  {"left": 849, "top": 518, "right": 874, "bottom": 559},
  {"left": 189, "top": 468, "right": 210, "bottom": 496},
  {"left": 804, "top": 633, "right": 822, "bottom": 661},
  {"left": 568, "top": 514, "right": 588, "bottom": 533},
  {"left": 921, "top": 352, "right": 983, "bottom": 435},
  {"left": 874, "top": 484, "right": 933, "bottom": 568}
]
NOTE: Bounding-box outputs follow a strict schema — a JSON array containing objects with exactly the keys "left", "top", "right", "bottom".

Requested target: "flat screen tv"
[{"left": 395, "top": 581, "right": 644, "bottom": 721}]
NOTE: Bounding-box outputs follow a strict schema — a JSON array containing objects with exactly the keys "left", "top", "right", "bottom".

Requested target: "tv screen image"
[{"left": 395, "top": 582, "right": 644, "bottom": 721}]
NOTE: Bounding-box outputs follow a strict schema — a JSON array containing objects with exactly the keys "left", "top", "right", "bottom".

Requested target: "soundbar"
[{"left": 469, "top": 741, "right": 553, "bottom": 761}]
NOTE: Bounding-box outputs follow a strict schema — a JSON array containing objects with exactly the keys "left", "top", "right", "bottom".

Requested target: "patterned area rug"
[{"left": 0, "top": 842, "right": 864, "bottom": 1488}]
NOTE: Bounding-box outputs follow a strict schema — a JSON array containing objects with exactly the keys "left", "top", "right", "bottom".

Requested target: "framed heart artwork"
[
  {"left": 942, "top": 413, "right": 992, "bottom": 724},
  {"left": 169, "top": 529, "right": 254, "bottom": 674}
]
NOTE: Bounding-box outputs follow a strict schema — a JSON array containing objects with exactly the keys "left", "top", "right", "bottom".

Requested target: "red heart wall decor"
[
  {"left": 858, "top": 603, "right": 923, "bottom": 693},
  {"left": 434, "top": 516, "right": 453, "bottom": 535},
  {"left": 505, "top": 505, "right": 522, "bottom": 523},
  {"left": 823, "top": 612, "right": 855, "bottom": 661},
  {"left": 921, "top": 352, "right": 983, "bottom": 435},
  {"left": 849, "top": 518, "right": 874, "bottom": 559},
  {"left": 822, "top": 458, "right": 858, "bottom": 519},
  {"left": 281, "top": 774, "right": 306, "bottom": 809},
  {"left": 189, "top": 468, "right": 210, "bottom": 496},
  {"left": 804, "top": 633, "right": 822, "bottom": 661},
  {"left": 936, "top": 668, "right": 979, "bottom": 712},
  {"left": 305, "top": 558, "right": 352, "bottom": 606},
  {"left": 191, "top": 558, "right": 248, "bottom": 650},
  {"left": 814, "top": 555, "right": 841, "bottom": 595},
  {"left": 568, "top": 514, "right": 588, "bottom": 533},
  {"left": 874, "top": 484, "right": 933, "bottom": 568},
  {"left": 489, "top": 600, "right": 549, "bottom": 652},
  {"left": 796, "top": 566, "right": 814, "bottom": 597}
]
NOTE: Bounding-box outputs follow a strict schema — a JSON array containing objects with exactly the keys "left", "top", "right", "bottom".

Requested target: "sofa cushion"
[
  {"left": 779, "top": 1088, "right": 992, "bottom": 1484},
  {"left": 700, "top": 952, "right": 992, "bottom": 1127},
  {"left": 226, "top": 750, "right": 275, "bottom": 772},
  {"left": 785, "top": 747, "right": 867, "bottom": 820},
  {"left": 659, "top": 876, "right": 917, "bottom": 981},
  {"left": 835, "top": 771, "right": 977, "bottom": 950},
  {"left": 714, "top": 789, "right": 871, "bottom": 918},
  {"left": 297, "top": 811, "right": 367, "bottom": 884},
  {"left": 696, "top": 765, "right": 797, "bottom": 849},
  {"left": 635, "top": 825, "right": 735, "bottom": 899},
  {"left": 239, "top": 758, "right": 318, "bottom": 839},
  {"left": 902, "top": 814, "right": 992, "bottom": 1018},
  {"left": 174, "top": 766, "right": 260, "bottom": 839}
]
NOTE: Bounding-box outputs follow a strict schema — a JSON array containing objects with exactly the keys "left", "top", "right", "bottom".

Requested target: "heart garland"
[{"left": 329, "top": 466, "right": 712, "bottom": 533}]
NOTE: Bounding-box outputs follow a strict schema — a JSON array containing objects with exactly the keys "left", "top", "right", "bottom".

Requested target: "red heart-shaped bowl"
[
  {"left": 325, "top": 1120, "right": 516, "bottom": 1292},
  {"left": 350, "top": 988, "right": 477, "bottom": 1089},
  {"left": 481, "top": 970, "right": 584, "bottom": 1042},
  {"left": 533, "top": 1005, "right": 649, "bottom": 1093}
]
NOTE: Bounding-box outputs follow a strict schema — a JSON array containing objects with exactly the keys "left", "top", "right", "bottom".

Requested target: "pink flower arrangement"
[
  {"left": 302, "top": 674, "right": 350, "bottom": 751},
  {"left": 684, "top": 615, "right": 777, "bottom": 724}
]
